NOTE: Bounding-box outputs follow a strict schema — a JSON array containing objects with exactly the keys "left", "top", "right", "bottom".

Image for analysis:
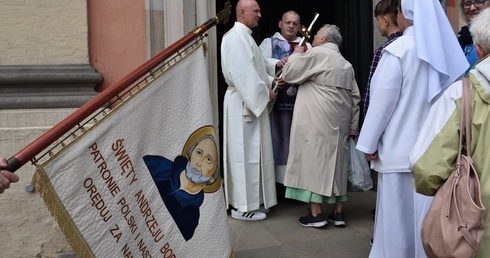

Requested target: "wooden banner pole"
[{"left": 6, "top": 2, "right": 231, "bottom": 172}]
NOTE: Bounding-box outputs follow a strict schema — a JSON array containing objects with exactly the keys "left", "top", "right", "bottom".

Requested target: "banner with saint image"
[{"left": 32, "top": 43, "right": 232, "bottom": 258}]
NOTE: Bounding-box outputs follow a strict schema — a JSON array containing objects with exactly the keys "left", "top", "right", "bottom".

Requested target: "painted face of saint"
[{"left": 185, "top": 138, "right": 218, "bottom": 184}]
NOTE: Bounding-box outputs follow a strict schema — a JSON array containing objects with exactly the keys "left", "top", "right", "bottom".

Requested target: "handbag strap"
[
  {"left": 461, "top": 78, "right": 472, "bottom": 157},
  {"left": 453, "top": 78, "right": 480, "bottom": 250}
]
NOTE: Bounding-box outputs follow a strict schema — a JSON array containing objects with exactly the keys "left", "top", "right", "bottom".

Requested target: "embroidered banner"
[{"left": 33, "top": 43, "right": 231, "bottom": 258}]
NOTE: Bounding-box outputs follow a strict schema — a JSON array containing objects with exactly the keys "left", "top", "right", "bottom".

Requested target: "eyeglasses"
[{"left": 462, "top": 0, "right": 487, "bottom": 10}]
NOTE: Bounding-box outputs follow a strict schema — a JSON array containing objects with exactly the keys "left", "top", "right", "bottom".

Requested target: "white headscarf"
[{"left": 402, "top": 0, "right": 469, "bottom": 103}]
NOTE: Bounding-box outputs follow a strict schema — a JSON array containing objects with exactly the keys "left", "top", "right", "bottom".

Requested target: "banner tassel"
[{"left": 32, "top": 164, "right": 96, "bottom": 258}]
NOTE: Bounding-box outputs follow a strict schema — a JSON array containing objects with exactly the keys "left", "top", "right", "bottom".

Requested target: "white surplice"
[
  {"left": 356, "top": 27, "right": 432, "bottom": 258},
  {"left": 221, "top": 22, "right": 277, "bottom": 212},
  {"left": 356, "top": 27, "right": 431, "bottom": 173}
]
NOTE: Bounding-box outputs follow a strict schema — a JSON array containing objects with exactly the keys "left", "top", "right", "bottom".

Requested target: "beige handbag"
[{"left": 421, "top": 78, "right": 485, "bottom": 258}]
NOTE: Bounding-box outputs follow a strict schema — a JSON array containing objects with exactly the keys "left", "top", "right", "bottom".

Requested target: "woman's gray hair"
[
  {"left": 318, "top": 24, "right": 342, "bottom": 47},
  {"left": 470, "top": 8, "right": 490, "bottom": 55}
]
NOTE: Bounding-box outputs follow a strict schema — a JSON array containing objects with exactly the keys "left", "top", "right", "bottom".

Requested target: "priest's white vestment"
[{"left": 221, "top": 22, "right": 277, "bottom": 212}]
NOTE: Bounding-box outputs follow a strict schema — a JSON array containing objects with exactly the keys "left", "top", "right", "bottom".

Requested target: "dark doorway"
[{"left": 215, "top": 0, "right": 373, "bottom": 169}]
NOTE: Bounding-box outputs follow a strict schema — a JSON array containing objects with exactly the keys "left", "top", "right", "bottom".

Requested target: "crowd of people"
[
  {"left": 221, "top": 0, "right": 490, "bottom": 257},
  {"left": 3, "top": 0, "right": 490, "bottom": 256},
  {"left": 357, "top": 0, "right": 468, "bottom": 256},
  {"left": 221, "top": 0, "right": 360, "bottom": 225}
]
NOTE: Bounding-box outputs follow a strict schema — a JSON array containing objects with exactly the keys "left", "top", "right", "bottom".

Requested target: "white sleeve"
[
  {"left": 258, "top": 37, "right": 278, "bottom": 76},
  {"left": 356, "top": 53, "right": 403, "bottom": 154}
]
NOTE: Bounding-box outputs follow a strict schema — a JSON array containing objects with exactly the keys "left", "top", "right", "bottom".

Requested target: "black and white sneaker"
[
  {"left": 327, "top": 211, "right": 346, "bottom": 227},
  {"left": 299, "top": 211, "right": 328, "bottom": 228},
  {"left": 231, "top": 209, "right": 267, "bottom": 221}
]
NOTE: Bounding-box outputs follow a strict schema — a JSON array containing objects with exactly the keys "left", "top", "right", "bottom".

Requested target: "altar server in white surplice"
[
  {"left": 356, "top": 0, "right": 468, "bottom": 257},
  {"left": 221, "top": 0, "right": 279, "bottom": 221}
]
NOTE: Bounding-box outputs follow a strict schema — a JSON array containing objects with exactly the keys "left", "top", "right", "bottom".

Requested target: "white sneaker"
[{"left": 231, "top": 209, "right": 267, "bottom": 221}]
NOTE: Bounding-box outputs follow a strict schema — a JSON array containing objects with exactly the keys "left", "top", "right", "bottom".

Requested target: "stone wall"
[
  {"left": 0, "top": 0, "right": 88, "bottom": 65},
  {"left": 0, "top": 109, "right": 77, "bottom": 257},
  {"left": 0, "top": 0, "right": 89, "bottom": 256}
]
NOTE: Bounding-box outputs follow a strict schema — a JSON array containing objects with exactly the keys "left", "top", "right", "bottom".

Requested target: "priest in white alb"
[{"left": 221, "top": 0, "right": 280, "bottom": 221}]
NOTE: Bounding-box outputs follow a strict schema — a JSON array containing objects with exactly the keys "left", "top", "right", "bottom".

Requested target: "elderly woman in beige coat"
[{"left": 282, "top": 24, "right": 360, "bottom": 228}]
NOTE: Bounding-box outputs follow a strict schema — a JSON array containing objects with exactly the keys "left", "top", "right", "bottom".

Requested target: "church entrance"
[{"left": 215, "top": 0, "right": 373, "bottom": 168}]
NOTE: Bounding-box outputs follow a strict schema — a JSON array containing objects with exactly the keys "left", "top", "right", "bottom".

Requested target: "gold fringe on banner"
[{"left": 32, "top": 164, "right": 96, "bottom": 258}]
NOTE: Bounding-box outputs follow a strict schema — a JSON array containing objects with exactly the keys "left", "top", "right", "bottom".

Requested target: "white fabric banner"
[{"left": 34, "top": 44, "right": 231, "bottom": 258}]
